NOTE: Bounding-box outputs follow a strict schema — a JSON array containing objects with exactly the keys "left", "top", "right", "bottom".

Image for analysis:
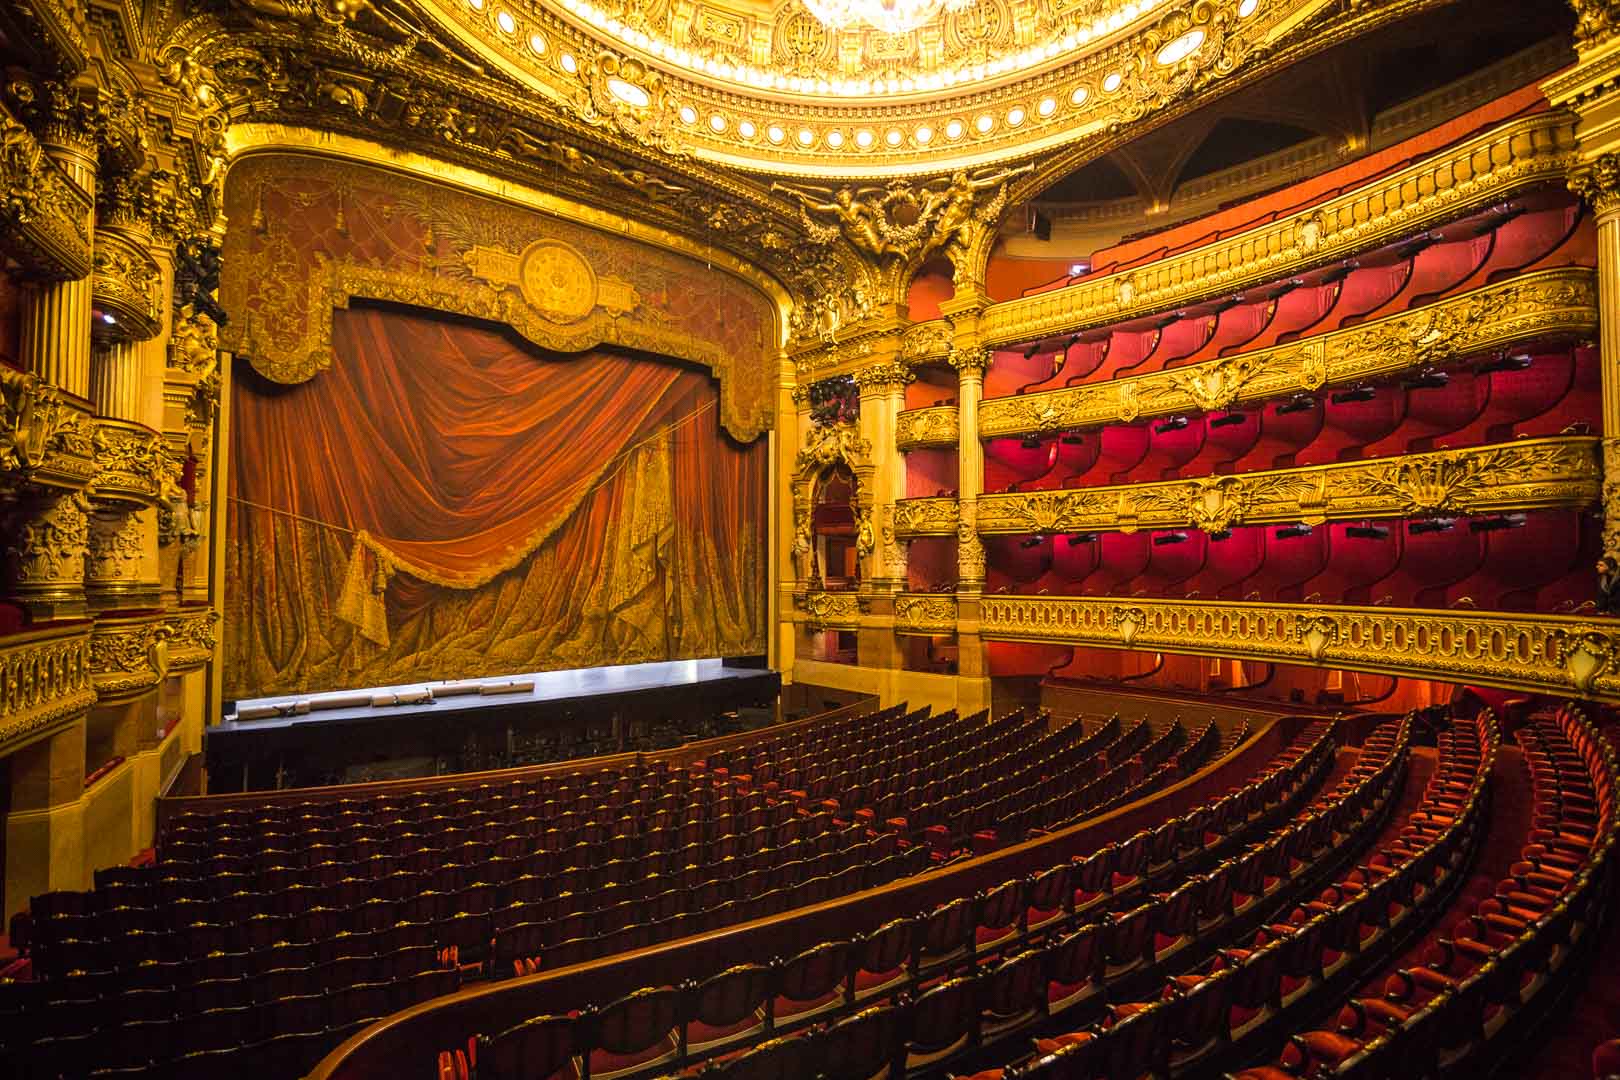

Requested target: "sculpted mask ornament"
[
  {"left": 796, "top": 421, "right": 870, "bottom": 473},
  {"left": 172, "top": 308, "right": 220, "bottom": 374},
  {"left": 1184, "top": 475, "right": 1251, "bottom": 534}
]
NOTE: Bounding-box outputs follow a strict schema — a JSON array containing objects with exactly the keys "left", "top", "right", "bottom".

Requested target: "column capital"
[
  {"left": 948, "top": 344, "right": 992, "bottom": 378},
  {"left": 1571, "top": 152, "right": 1620, "bottom": 217},
  {"left": 850, "top": 361, "right": 914, "bottom": 394},
  {"left": 1573, "top": 0, "right": 1620, "bottom": 52}
]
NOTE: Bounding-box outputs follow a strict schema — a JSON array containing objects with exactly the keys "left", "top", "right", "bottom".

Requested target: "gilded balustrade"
[
  {"left": 0, "top": 99, "right": 94, "bottom": 282},
  {"left": 0, "top": 625, "right": 95, "bottom": 757},
  {"left": 895, "top": 405, "right": 960, "bottom": 452},
  {"left": 795, "top": 590, "right": 864, "bottom": 632},
  {"left": 89, "top": 613, "right": 172, "bottom": 703},
  {"left": 893, "top": 594, "right": 959, "bottom": 636},
  {"left": 966, "top": 596, "right": 1620, "bottom": 702},
  {"left": 978, "top": 111, "right": 1579, "bottom": 349},
  {"left": 975, "top": 436, "right": 1601, "bottom": 536},
  {"left": 892, "top": 496, "right": 960, "bottom": 538},
  {"left": 978, "top": 267, "right": 1597, "bottom": 440}
]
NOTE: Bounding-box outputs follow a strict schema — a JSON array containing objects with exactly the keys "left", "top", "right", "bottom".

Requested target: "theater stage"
[{"left": 209, "top": 658, "right": 780, "bottom": 792}]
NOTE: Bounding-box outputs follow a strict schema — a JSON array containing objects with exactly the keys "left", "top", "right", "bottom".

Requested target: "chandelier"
[{"left": 801, "top": 0, "right": 974, "bottom": 35}]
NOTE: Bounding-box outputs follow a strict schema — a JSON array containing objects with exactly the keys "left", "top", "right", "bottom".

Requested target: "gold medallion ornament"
[{"left": 463, "top": 239, "right": 642, "bottom": 324}]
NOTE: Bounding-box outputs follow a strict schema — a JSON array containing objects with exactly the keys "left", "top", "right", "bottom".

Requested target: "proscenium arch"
[{"left": 215, "top": 126, "right": 795, "bottom": 442}]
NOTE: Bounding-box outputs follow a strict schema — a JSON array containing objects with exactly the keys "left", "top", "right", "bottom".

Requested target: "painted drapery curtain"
[{"left": 225, "top": 304, "right": 766, "bottom": 698}]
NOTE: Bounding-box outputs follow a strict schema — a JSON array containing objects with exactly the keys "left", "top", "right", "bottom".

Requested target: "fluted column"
[
  {"left": 951, "top": 346, "right": 990, "bottom": 595},
  {"left": 1570, "top": 156, "right": 1620, "bottom": 558},
  {"left": 852, "top": 361, "right": 913, "bottom": 593}
]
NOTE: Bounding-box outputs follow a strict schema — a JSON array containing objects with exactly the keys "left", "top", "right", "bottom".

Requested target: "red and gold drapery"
[{"left": 225, "top": 305, "right": 766, "bottom": 698}]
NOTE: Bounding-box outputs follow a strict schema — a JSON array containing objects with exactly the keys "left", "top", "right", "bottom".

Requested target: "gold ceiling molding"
[
  {"left": 896, "top": 404, "right": 960, "bottom": 450},
  {"left": 894, "top": 592, "right": 958, "bottom": 635},
  {"left": 978, "top": 266, "right": 1597, "bottom": 439},
  {"left": 892, "top": 495, "right": 960, "bottom": 537},
  {"left": 974, "top": 436, "right": 1602, "bottom": 536},
  {"left": 411, "top": 0, "right": 1332, "bottom": 176},
  {"left": 972, "top": 595, "right": 1620, "bottom": 701},
  {"left": 0, "top": 625, "right": 96, "bottom": 759},
  {"left": 980, "top": 110, "right": 1580, "bottom": 348}
]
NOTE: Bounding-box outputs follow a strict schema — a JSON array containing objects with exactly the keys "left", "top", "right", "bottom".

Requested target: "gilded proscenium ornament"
[
  {"left": 892, "top": 496, "right": 960, "bottom": 538},
  {"left": 797, "top": 590, "right": 863, "bottom": 631},
  {"left": 89, "top": 615, "right": 170, "bottom": 701},
  {"left": 89, "top": 420, "right": 165, "bottom": 506},
  {"left": 0, "top": 367, "right": 97, "bottom": 493},
  {"left": 0, "top": 112, "right": 94, "bottom": 280},
  {"left": 91, "top": 232, "right": 164, "bottom": 343},
  {"left": 896, "top": 405, "right": 959, "bottom": 450},
  {"left": 894, "top": 593, "right": 958, "bottom": 636},
  {"left": 975, "top": 437, "right": 1602, "bottom": 536},
  {"left": 0, "top": 626, "right": 95, "bottom": 758},
  {"left": 166, "top": 609, "right": 221, "bottom": 671},
  {"left": 982, "top": 111, "right": 1579, "bottom": 348},
  {"left": 795, "top": 420, "right": 871, "bottom": 474},
  {"left": 979, "top": 268, "right": 1598, "bottom": 439},
  {"left": 976, "top": 595, "right": 1620, "bottom": 702}
]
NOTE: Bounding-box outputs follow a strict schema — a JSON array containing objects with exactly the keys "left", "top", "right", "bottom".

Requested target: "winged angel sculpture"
[{"left": 772, "top": 164, "right": 1033, "bottom": 268}]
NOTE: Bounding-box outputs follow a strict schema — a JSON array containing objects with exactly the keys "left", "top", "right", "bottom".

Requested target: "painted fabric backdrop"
[{"left": 225, "top": 304, "right": 765, "bottom": 698}]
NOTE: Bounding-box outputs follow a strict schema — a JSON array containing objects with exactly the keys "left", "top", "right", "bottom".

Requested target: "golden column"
[
  {"left": 1570, "top": 156, "right": 1620, "bottom": 556},
  {"left": 851, "top": 361, "right": 914, "bottom": 593},
  {"left": 949, "top": 345, "right": 990, "bottom": 595}
]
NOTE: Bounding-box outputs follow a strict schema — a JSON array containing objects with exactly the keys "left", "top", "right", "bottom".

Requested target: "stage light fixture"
[
  {"left": 1345, "top": 524, "right": 1389, "bottom": 540},
  {"left": 1331, "top": 386, "right": 1376, "bottom": 404},
  {"left": 1152, "top": 532, "right": 1188, "bottom": 546},
  {"left": 1477, "top": 353, "right": 1532, "bottom": 375},
  {"left": 1020, "top": 436, "right": 1043, "bottom": 449},
  {"left": 1154, "top": 416, "right": 1189, "bottom": 434},
  {"left": 1276, "top": 394, "right": 1317, "bottom": 415},
  {"left": 1469, "top": 514, "right": 1526, "bottom": 533},
  {"left": 1067, "top": 533, "right": 1099, "bottom": 546},
  {"left": 1060, "top": 431, "right": 1085, "bottom": 445},
  {"left": 1403, "top": 369, "right": 1450, "bottom": 390},
  {"left": 1275, "top": 524, "right": 1312, "bottom": 539},
  {"left": 1019, "top": 536, "right": 1046, "bottom": 549},
  {"left": 1208, "top": 412, "right": 1246, "bottom": 428},
  {"left": 1208, "top": 529, "right": 1231, "bottom": 542},
  {"left": 1409, "top": 518, "right": 1455, "bottom": 535}
]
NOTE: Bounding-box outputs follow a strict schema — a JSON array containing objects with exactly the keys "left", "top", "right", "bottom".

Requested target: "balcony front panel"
[
  {"left": 892, "top": 497, "right": 961, "bottom": 539},
  {"left": 895, "top": 405, "right": 960, "bottom": 452}
]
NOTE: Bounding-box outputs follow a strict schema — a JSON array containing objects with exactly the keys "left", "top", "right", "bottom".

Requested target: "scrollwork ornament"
[
  {"left": 6, "top": 493, "right": 89, "bottom": 587},
  {"left": 948, "top": 345, "right": 991, "bottom": 378},
  {"left": 957, "top": 500, "right": 985, "bottom": 584}
]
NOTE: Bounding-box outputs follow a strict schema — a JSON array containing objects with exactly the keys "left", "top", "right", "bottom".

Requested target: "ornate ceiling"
[{"left": 409, "top": 0, "right": 1330, "bottom": 176}]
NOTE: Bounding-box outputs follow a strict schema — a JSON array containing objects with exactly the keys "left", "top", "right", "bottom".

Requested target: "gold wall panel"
[
  {"left": 974, "top": 596, "right": 1620, "bottom": 701},
  {"left": 978, "top": 267, "right": 1596, "bottom": 439},
  {"left": 0, "top": 625, "right": 95, "bottom": 758},
  {"left": 978, "top": 111, "right": 1579, "bottom": 348},
  {"left": 892, "top": 495, "right": 961, "bottom": 537},
  {"left": 896, "top": 405, "right": 960, "bottom": 451},
  {"left": 975, "top": 436, "right": 1601, "bottom": 535}
]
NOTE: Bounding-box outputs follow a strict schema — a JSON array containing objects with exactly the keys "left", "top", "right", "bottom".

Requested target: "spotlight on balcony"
[
  {"left": 1477, "top": 353, "right": 1532, "bottom": 375},
  {"left": 1019, "top": 536, "right": 1046, "bottom": 549},
  {"left": 1208, "top": 529, "right": 1232, "bottom": 542},
  {"left": 1275, "top": 394, "right": 1317, "bottom": 415},
  {"left": 1019, "top": 436, "right": 1043, "bottom": 449},
  {"left": 1275, "top": 524, "right": 1312, "bottom": 539},
  {"left": 1409, "top": 518, "right": 1455, "bottom": 535},
  {"left": 1345, "top": 524, "right": 1390, "bottom": 540},
  {"left": 1153, "top": 532, "right": 1188, "bottom": 546},
  {"left": 1066, "top": 533, "right": 1099, "bottom": 546},
  {"left": 1469, "top": 514, "right": 1526, "bottom": 533},
  {"left": 1060, "top": 431, "right": 1085, "bottom": 445},
  {"left": 1208, "top": 412, "right": 1246, "bottom": 429},
  {"left": 1403, "top": 369, "right": 1450, "bottom": 390},
  {"left": 1154, "top": 416, "right": 1190, "bottom": 434},
  {"left": 1331, "top": 385, "right": 1377, "bottom": 404}
]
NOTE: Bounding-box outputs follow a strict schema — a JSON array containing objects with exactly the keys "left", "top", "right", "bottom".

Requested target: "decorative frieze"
[
  {"left": 975, "top": 436, "right": 1602, "bottom": 536},
  {"left": 0, "top": 366, "right": 97, "bottom": 493},
  {"left": 89, "top": 419, "right": 164, "bottom": 505},
  {"left": 891, "top": 496, "right": 961, "bottom": 538},
  {"left": 894, "top": 593, "right": 958, "bottom": 636},
  {"left": 895, "top": 405, "right": 959, "bottom": 451},
  {"left": 0, "top": 625, "right": 95, "bottom": 757},
  {"left": 976, "top": 596, "right": 1620, "bottom": 702},
  {"left": 980, "top": 111, "right": 1579, "bottom": 348},
  {"left": 900, "top": 320, "right": 953, "bottom": 364},
  {"left": 796, "top": 590, "right": 863, "bottom": 631},
  {"left": 88, "top": 615, "right": 169, "bottom": 700},
  {"left": 979, "top": 268, "right": 1597, "bottom": 439},
  {"left": 4, "top": 491, "right": 89, "bottom": 617}
]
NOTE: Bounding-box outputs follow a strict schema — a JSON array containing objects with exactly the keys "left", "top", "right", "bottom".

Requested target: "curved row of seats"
[{"left": 431, "top": 716, "right": 1382, "bottom": 1079}]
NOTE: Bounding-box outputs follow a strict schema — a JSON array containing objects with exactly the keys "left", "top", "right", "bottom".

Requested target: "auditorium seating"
[{"left": 427, "top": 714, "right": 1383, "bottom": 1079}]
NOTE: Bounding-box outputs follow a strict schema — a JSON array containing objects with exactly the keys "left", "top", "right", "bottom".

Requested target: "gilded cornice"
[
  {"left": 0, "top": 369, "right": 97, "bottom": 495},
  {"left": 974, "top": 595, "right": 1620, "bottom": 701},
  {"left": 91, "top": 231, "right": 165, "bottom": 343},
  {"left": 89, "top": 420, "right": 165, "bottom": 507},
  {"left": 0, "top": 106, "right": 95, "bottom": 281},
  {"left": 796, "top": 589, "right": 864, "bottom": 630},
  {"left": 894, "top": 593, "right": 958, "bottom": 636},
  {"left": 975, "top": 436, "right": 1602, "bottom": 535},
  {"left": 166, "top": 609, "right": 220, "bottom": 672},
  {"left": 89, "top": 614, "right": 170, "bottom": 702},
  {"left": 892, "top": 496, "right": 960, "bottom": 537},
  {"left": 0, "top": 625, "right": 95, "bottom": 759},
  {"left": 979, "top": 110, "right": 1580, "bottom": 348},
  {"left": 978, "top": 267, "right": 1597, "bottom": 439},
  {"left": 896, "top": 405, "right": 960, "bottom": 451}
]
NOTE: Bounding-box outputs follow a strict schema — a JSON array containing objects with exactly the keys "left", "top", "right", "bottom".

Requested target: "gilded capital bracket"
[
  {"left": 851, "top": 362, "right": 915, "bottom": 393},
  {"left": 1570, "top": 152, "right": 1620, "bottom": 217}
]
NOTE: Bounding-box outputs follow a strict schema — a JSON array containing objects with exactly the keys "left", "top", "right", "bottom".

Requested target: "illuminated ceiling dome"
[{"left": 420, "top": 0, "right": 1281, "bottom": 177}]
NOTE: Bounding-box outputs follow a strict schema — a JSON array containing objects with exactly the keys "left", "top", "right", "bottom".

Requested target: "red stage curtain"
[{"left": 226, "top": 305, "right": 765, "bottom": 697}]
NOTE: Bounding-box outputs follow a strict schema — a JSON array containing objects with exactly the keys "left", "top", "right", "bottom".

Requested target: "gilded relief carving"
[
  {"left": 891, "top": 496, "right": 959, "bottom": 537},
  {"left": 979, "top": 268, "right": 1597, "bottom": 439},
  {"left": 0, "top": 368, "right": 97, "bottom": 493},
  {"left": 798, "top": 590, "right": 863, "bottom": 630},
  {"left": 89, "top": 421, "right": 165, "bottom": 506},
  {"left": 895, "top": 405, "right": 959, "bottom": 450},
  {"left": 900, "top": 320, "right": 953, "bottom": 362},
  {"left": 975, "top": 437, "right": 1601, "bottom": 535},
  {"left": 0, "top": 110, "right": 94, "bottom": 279},
  {"left": 894, "top": 593, "right": 957, "bottom": 635},
  {"left": 89, "top": 617, "right": 170, "bottom": 699},
  {"left": 0, "top": 627, "right": 95, "bottom": 757}
]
